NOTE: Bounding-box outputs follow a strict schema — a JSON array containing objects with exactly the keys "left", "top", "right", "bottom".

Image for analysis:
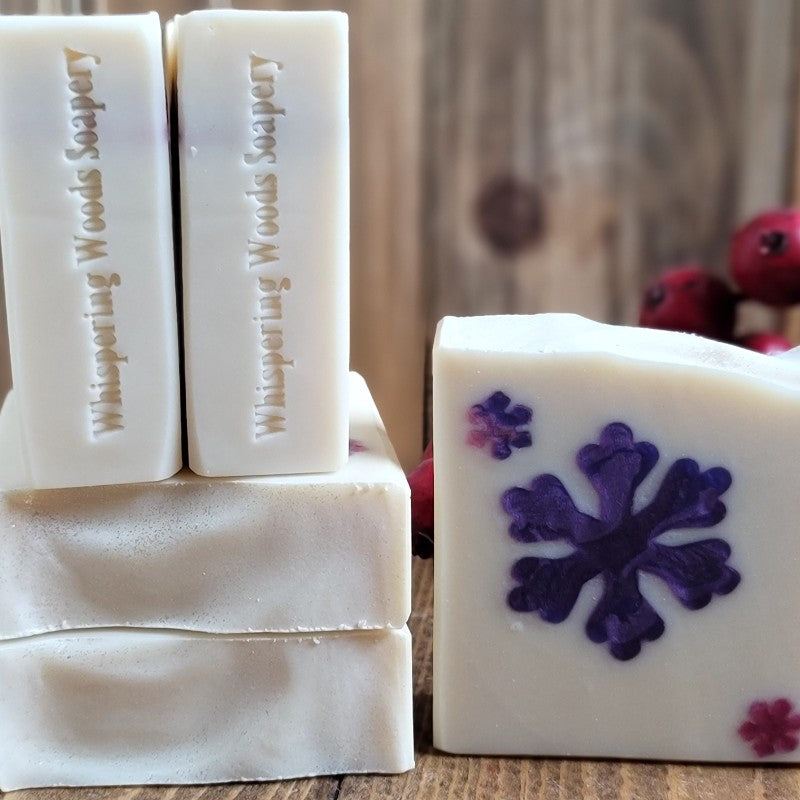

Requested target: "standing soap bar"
[
  {"left": 174, "top": 10, "right": 349, "bottom": 477},
  {"left": 0, "top": 13, "right": 181, "bottom": 490},
  {"left": 434, "top": 314, "right": 800, "bottom": 762}
]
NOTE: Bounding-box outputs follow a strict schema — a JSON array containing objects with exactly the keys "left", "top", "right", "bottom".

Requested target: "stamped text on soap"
[
  {"left": 65, "top": 48, "right": 126, "bottom": 437},
  {"left": 246, "top": 53, "right": 292, "bottom": 439}
]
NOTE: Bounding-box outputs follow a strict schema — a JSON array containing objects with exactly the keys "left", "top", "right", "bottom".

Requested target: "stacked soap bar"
[
  {"left": 0, "top": 373, "right": 410, "bottom": 639},
  {"left": 0, "top": 373, "right": 413, "bottom": 789},
  {"left": 433, "top": 313, "right": 800, "bottom": 763},
  {"left": 0, "top": 627, "right": 411, "bottom": 788},
  {"left": 0, "top": 10, "right": 412, "bottom": 790}
]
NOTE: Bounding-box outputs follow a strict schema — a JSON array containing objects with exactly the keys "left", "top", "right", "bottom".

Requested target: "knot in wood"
[{"left": 475, "top": 176, "right": 545, "bottom": 257}]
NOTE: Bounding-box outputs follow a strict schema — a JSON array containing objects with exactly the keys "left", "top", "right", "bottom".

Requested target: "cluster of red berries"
[{"left": 639, "top": 209, "right": 800, "bottom": 354}]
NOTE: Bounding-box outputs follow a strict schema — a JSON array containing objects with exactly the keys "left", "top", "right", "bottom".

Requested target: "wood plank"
[
  {"left": 2, "top": 776, "right": 339, "bottom": 799},
  {"left": 343, "top": 0, "right": 426, "bottom": 471},
  {"left": 421, "top": 0, "right": 800, "bottom": 335},
  {"left": 781, "top": 3, "right": 800, "bottom": 344},
  {"left": 732, "top": 0, "right": 799, "bottom": 337},
  {"left": 5, "top": 2, "right": 800, "bottom": 796}
]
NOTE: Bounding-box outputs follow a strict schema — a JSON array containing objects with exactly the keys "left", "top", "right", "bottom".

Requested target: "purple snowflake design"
[
  {"left": 739, "top": 698, "right": 800, "bottom": 758},
  {"left": 502, "top": 422, "right": 740, "bottom": 661},
  {"left": 467, "top": 391, "right": 533, "bottom": 460}
]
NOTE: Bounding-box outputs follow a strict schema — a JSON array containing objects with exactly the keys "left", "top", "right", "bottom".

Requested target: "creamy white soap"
[
  {"left": 433, "top": 314, "right": 800, "bottom": 762},
  {"left": 0, "top": 13, "right": 181, "bottom": 490},
  {"left": 0, "top": 626, "right": 413, "bottom": 790},
  {"left": 0, "top": 373, "right": 410, "bottom": 637},
  {"left": 175, "top": 10, "right": 350, "bottom": 477}
]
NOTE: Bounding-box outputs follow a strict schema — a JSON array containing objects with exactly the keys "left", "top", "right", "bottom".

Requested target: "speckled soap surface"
[
  {"left": 0, "top": 373, "right": 410, "bottom": 637},
  {"left": 433, "top": 314, "right": 800, "bottom": 762}
]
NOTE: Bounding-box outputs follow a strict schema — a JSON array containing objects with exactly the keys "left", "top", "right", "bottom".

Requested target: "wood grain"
[
  {"left": 2, "top": 782, "right": 339, "bottom": 799},
  {"left": 3, "top": 2, "right": 800, "bottom": 796},
  {"left": 340, "top": 0, "right": 426, "bottom": 471},
  {"left": 421, "top": 0, "right": 800, "bottom": 332}
]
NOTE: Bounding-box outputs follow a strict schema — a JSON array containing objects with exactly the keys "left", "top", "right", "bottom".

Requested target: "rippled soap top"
[{"left": 435, "top": 313, "right": 800, "bottom": 390}]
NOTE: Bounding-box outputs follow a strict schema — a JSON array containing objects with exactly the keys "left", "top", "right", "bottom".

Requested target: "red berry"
[
  {"left": 730, "top": 209, "right": 800, "bottom": 305},
  {"left": 737, "top": 332, "right": 793, "bottom": 355},
  {"left": 639, "top": 264, "right": 738, "bottom": 341},
  {"left": 407, "top": 448, "right": 434, "bottom": 559}
]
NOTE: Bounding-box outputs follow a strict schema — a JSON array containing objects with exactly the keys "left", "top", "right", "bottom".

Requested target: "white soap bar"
[
  {"left": 0, "top": 14, "right": 181, "bottom": 490},
  {"left": 0, "top": 625, "right": 413, "bottom": 790},
  {"left": 175, "top": 10, "right": 350, "bottom": 477},
  {"left": 433, "top": 314, "right": 800, "bottom": 762},
  {"left": 0, "top": 373, "right": 409, "bottom": 637}
]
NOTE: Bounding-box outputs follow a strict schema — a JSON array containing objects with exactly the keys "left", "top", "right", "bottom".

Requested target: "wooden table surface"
[{"left": 4, "top": 557, "right": 800, "bottom": 800}]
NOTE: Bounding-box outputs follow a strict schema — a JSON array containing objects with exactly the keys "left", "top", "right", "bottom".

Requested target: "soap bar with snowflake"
[{"left": 433, "top": 313, "right": 800, "bottom": 762}]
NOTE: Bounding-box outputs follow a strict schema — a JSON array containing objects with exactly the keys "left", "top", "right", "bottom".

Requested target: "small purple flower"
[
  {"left": 349, "top": 439, "right": 368, "bottom": 455},
  {"left": 503, "top": 422, "right": 739, "bottom": 660},
  {"left": 467, "top": 391, "right": 533, "bottom": 460},
  {"left": 739, "top": 699, "right": 800, "bottom": 757}
]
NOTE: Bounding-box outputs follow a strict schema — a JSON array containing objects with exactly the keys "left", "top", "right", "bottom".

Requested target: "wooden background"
[
  {"left": 2, "top": 3, "right": 800, "bottom": 798},
  {"left": 2, "top": 0, "right": 800, "bottom": 468}
]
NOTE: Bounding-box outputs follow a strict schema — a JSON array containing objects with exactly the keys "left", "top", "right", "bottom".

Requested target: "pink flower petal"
[
  {"left": 749, "top": 702, "right": 771, "bottom": 726},
  {"left": 753, "top": 739, "right": 775, "bottom": 758},
  {"left": 738, "top": 721, "right": 758, "bottom": 741},
  {"left": 467, "top": 430, "right": 488, "bottom": 448},
  {"left": 772, "top": 698, "right": 792, "bottom": 718},
  {"left": 787, "top": 715, "right": 800, "bottom": 732}
]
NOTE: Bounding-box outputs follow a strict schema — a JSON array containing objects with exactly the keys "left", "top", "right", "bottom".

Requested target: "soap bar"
[
  {"left": 0, "top": 373, "right": 410, "bottom": 637},
  {"left": 433, "top": 314, "right": 800, "bottom": 762},
  {"left": 174, "top": 10, "right": 349, "bottom": 476},
  {"left": 0, "top": 625, "right": 413, "bottom": 789},
  {"left": 0, "top": 14, "right": 181, "bottom": 490}
]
